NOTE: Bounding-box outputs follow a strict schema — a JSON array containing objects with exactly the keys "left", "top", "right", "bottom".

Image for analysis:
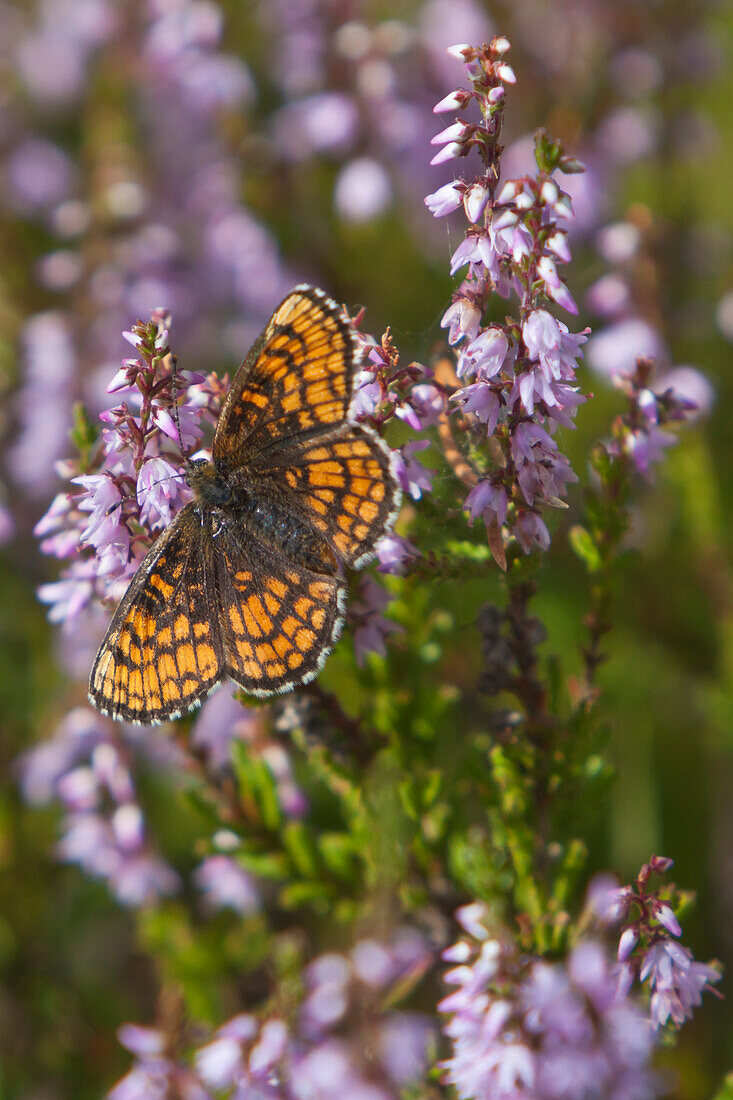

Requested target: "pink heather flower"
[
  {"left": 192, "top": 684, "right": 306, "bottom": 817},
  {"left": 434, "top": 89, "right": 471, "bottom": 113},
  {"left": 431, "top": 120, "right": 473, "bottom": 147},
  {"left": 441, "top": 297, "right": 482, "bottom": 345},
  {"left": 657, "top": 366, "right": 713, "bottom": 419},
  {"left": 425, "top": 180, "right": 464, "bottom": 216},
  {"left": 514, "top": 511, "right": 551, "bottom": 554},
  {"left": 20, "top": 704, "right": 180, "bottom": 908},
  {"left": 291, "top": 1040, "right": 391, "bottom": 1100},
  {"left": 585, "top": 273, "right": 630, "bottom": 318},
  {"left": 351, "top": 372, "right": 382, "bottom": 420},
  {"left": 625, "top": 425, "right": 676, "bottom": 476},
  {"left": 195, "top": 1034, "right": 245, "bottom": 1090},
  {"left": 618, "top": 928, "right": 639, "bottom": 962},
  {"left": 377, "top": 1012, "right": 433, "bottom": 1086},
  {"left": 110, "top": 1021, "right": 208, "bottom": 1100},
  {"left": 190, "top": 933, "right": 431, "bottom": 1098},
  {"left": 376, "top": 532, "right": 420, "bottom": 574},
  {"left": 608, "top": 856, "right": 722, "bottom": 1031},
  {"left": 463, "top": 182, "right": 490, "bottom": 223},
  {"left": 410, "top": 383, "right": 446, "bottom": 427},
  {"left": 72, "top": 473, "right": 132, "bottom": 576},
  {"left": 452, "top": 384, "right": 501, "bottom": 434},
  {"left": 35, "top": 312, "right": 216, "bottom": 633},
  {"left": 37, "top": 572, "right": 95, "bottom": 624},
  {"left": 334, "top": 157, "right": 392, "bottom": 223},
  {"left": 425, "top": 40, "right": 590, "bottom": 554},
  {"left": 654, "top": 903, "right": 682, "bottom": 937},
  {"left": 450, "top": 234, "right": 486, "bottom": 276},
  {"left": 136, "top": 454, "right": 189, "bottom": 529},
  {"left": 350, "top": 576, "right": 400, "bottom": 665},
  {"left": 431, "top": 140, "right": 464, "bottom": 166},
  {"left": 641, "top": 941, "right": 721, "bottom": 1029},
  {"left": 394, "top": 440, "right": 433, "bottom": 501},
  {"left": 118, "top": 1024, "right": 165, "bottom": 1059},
  {"left": 194, "top": 855, "right": 261, "bottom": 915},
  {"left": 465, "top": 481, "right": 508, "bottom": 527},
  {"left": 537, "top": 255, "right": 578, "bottom": 313},
  {"left": 522, "top": 311, "right": 588, "bottom": 380},
  {"left": 457, "top": 327, "right": 509, "bottom": 380}
]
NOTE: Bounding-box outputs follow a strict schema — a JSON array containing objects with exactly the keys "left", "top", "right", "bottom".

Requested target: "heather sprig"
[
  {"left": 112, "top": 929, "right": 434, "bottom": 1100},
  {"left": 351, "top": 324, "right": 441, "bottom": 583},
  {"left": 439, "top": 902, "right": 659, "bottom": 1100},
  {"left": 610, "top": 857, "right": 722, "bottom": 1030},
  {"left": 570, "top": 355, "right": 701, "bottom": 692},
  {"left": 18, "top": 706, "right": 181, "bottom": 908},
  {"left": 426, "top": 39, "right": 589, "bottom": 562}
]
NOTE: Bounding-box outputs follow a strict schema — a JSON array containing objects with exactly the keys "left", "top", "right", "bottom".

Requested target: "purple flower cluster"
[
  {"left": 5, "top": 0, "right": 287, "bottom": 503},
  {"left": 194, "top": 854, "right": 261, "bottom": 917},
  {"left": 111, "top": 929, "right": 433, "bottom": 1099},
  {"left": 35, "top": 314, "right": 211, "bottom": 632},
  {"left": 440, "top": 902, "right": 659, "bottom": 1100},
  {"left": 350, "top": 577, "right": 402, "bottom": 667},
  {"left": 18, "top": 706, "right": 180, "bottom": 907},
  {"left": 425, "top": 39, "right": 589, "bottom": 556},
  {"left": 352, "top": 325, "right": 442, "bottom": 578},
  {"left": 586, "top": 218, "right": 713, "bottom": 423},
  {"left": 110, "top": 1024, "right": 208, "bottom": 1100},
  {"left": 608, "top": 856, "right": 721, "bottom": 1030},
  {"left": 608, "top": 358, "right": 701, "bottom": 479},
  {"left": 347, "top": 323, "right": 442, "bottom": 658}
]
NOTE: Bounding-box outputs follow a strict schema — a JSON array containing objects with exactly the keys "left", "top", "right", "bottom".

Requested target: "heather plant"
[{"left": 2, "top": 3, "right": 733, "bottom": 1099}]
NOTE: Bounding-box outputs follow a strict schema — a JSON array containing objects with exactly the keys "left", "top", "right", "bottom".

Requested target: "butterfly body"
[
  {"left": 89, "top": 286, "right": 400, "bottom": 725},
  {"left": 189, "top": 457, "right": 339, "bottom": 575}
]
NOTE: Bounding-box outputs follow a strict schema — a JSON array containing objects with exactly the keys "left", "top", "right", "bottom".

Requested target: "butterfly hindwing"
[
  {"left": 213, "top": 520, "right": 346, "bottom": 696},
  {"left": 88, "top": 505, "right": 225, "bottom": 724},
  {"left": 213, "top": 286, "right": 357, "bottom": 466}
]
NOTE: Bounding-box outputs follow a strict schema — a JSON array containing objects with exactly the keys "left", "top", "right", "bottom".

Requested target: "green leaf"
[
  {"left": 237, "top": 851, "right": 289, "bottom": 880},
  {"left": 279, "top": 881, "right": 335, "bottom": 911},
  {"left": 398, "top": 778, "right": 419, "bottom": 821},
  {"left": 231, "top": 743, "right": 282, "bottom": 831},
  {"left": 712, "top": 1074, "right": 733, "bottom": 1100},
  {"left": 568, "top": 525, "right": 602, "bottom": 573},
  {"left": 319, "top": 832, "right": 361, "bottom": 881},
  {"left": 445, "top": 539, "right": 492, "bottom": 563},
  {"left": 282, "top": 821, "right": 319, "bottom": 879},
  {"left": 422, "top": 769, "right": 443, "bottom": 808}
]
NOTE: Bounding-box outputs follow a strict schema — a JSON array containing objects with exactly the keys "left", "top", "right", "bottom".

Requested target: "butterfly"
[{"left": 88, "top": 285, "right": 401, "bottom": 725}]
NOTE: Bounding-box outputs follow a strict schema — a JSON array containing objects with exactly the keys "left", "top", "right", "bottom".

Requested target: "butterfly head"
[{"left": 186, "top": 458, "right": 233, "bottom": 509}]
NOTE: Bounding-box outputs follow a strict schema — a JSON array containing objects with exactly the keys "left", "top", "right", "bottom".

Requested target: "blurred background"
[{"left": 0, "top": 0, "right": 731, "bottom": 1095}]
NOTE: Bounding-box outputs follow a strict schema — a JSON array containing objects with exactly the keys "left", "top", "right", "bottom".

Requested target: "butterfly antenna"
[{"left": 169, "top": 352, "right": 192, "bottom": 470}]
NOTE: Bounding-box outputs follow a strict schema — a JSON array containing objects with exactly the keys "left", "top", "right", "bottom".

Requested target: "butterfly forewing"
[
  {"left": 89, "top": 505, "right": 225, "bottom": 724},
  {"left": 213, "top": 286, "right": 357, "bottom": 466}
]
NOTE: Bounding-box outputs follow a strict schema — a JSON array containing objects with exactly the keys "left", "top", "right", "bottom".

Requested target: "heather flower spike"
[
  {"left": 439, "top": 906, "right": 659, "bottom": 1100},
  {"left": 426, "top": 38, "right": 589, "bottom": 562},
  {"left": 608, "top": 856, "right": 721, "bottom": 1030}
]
